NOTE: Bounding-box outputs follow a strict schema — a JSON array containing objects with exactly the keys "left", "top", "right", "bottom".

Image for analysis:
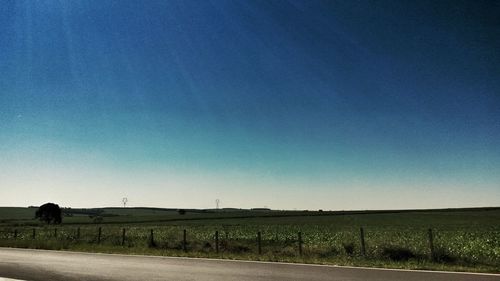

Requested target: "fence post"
[
  {"left": 360, "top": 227, "right": 366, "bottom": 256},
  {"left": 122, "top": 228, "right": 126, "bottom": 246},
  {"left": 428, "top": 228, "right": 435, "bottom": 260},
  {"left": 149, "top": 229, "right": 155, "bottom": 247},
  {"left": 77, "top": 227, "right": 81, "bottom": 239},
  {"left": 98, "top": 227, "right": 102, "bottom": 244},
  {"left": 32, "top": 228, "right": 36, "bottom": 239},
  {"left": 298, "top": 232, "right": 303, "bottom": 256},
  {"left": 183, "top": 229, "right": 187, "bottom": 252},
  {"left": 14, "top": 229, "right": 17, "bottom": 239},
  {"left": 54, "top": 228, "right": 57, "bottom": 238},
  {"left": 257, "top": 231, "right": 262, "bottom": 255},
  {"left": 215, "top": 231, "right": 219, "bottom": 254}
]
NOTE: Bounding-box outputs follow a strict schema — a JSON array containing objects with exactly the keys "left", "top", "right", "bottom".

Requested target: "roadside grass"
[{"left": 1, "top": 238, "right": 498, "bottom": 273}]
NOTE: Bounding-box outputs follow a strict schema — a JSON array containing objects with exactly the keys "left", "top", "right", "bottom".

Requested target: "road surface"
[{"left": 0, "top": 248, "right": 498, "bottom": 281}]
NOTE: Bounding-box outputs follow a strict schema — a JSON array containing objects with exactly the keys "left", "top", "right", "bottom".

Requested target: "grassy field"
[{"left": 0, "top": 206, "right": 499, "bottom": 273}]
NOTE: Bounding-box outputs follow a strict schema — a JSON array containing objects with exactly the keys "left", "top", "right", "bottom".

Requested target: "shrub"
[
  {"left": 381, "top": 246, "right": 416, "bottom": 261},
  {"left": 319, "top": 247, "right": 340, "bottom": 258},
  {"left": 433, "top": 248, "right": 457, "bottom": 263},
  {"left": 343, "top": 242, "right": 355, "bottom": 256}
]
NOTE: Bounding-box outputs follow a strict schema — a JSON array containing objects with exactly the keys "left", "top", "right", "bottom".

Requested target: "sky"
[{"left": 0, "top": 0, "right": 499, "bottom": 210}]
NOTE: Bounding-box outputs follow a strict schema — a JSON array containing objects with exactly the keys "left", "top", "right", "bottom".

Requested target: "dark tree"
[
  {"left": 35, "top": 203, "right": 62, "bottom": 224},
  {"left": 177, "top": 209, "right": 186, "bottom": 215}
]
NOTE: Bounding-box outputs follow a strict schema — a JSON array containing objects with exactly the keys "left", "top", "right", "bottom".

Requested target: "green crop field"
[{"left": 0, "top": 207, "right": 499, "bottom": 273}]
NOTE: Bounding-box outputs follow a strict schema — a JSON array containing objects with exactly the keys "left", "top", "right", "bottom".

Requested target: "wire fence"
[{"left": 1, "top": 225, "right": 499, "bottom": 266}]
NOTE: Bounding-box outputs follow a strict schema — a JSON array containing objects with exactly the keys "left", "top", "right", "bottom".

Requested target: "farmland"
[{"left": 0, "top": 207, "right": 499, "bottom": 273}]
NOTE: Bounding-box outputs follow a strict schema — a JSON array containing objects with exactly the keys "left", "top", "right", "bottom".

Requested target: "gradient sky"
[{"left": 1, "top": 0, "right": 499, "bottom": 210}]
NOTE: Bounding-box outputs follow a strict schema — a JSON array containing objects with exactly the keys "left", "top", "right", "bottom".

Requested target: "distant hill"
[{"left": 1, "top": 206, "right": 499, "bottom": 227}]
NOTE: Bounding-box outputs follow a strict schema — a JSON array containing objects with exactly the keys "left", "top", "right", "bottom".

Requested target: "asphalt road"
[{"left": 0, "top": 248, "right": 498, "bottom": 281}]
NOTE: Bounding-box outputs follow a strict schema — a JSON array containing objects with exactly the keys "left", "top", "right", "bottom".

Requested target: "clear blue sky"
[{"left": 1, "top": 0, "right": 499, "bottom": 209}]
